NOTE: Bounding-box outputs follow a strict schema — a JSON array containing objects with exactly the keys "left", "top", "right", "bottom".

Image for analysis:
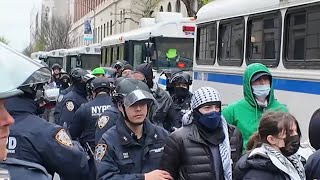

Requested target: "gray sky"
[{"left": 0, "top": 0, "right": 42, "bottom": 52}]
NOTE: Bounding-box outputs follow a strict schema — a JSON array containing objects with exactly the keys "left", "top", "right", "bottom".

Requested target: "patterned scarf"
[
  {"left": 263, "top": 144, "right": 306, "bottom": 180},
  {"left": 182, "top": 111, "right": 232, "bottom": 180}
]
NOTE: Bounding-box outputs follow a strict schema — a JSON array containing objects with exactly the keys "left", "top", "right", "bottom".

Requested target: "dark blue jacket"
[
  {"left": 305, "top": 149, "right": 320, "bottom": 180},
  {"left": 95, "top": 107, "right": 121, "bottom": 144},
  {"left": 5, "top": 96, "right": 90, "bottom": 180},
  {"left": 54, "top": 85, "right": 74, "bottom": 124},
  {"left": 95, "top": 119, "right": 169, "bottom": 180},
  {"left": 56, "top": 86, "right": 88, "bottom": 126},
  {"left": 69, "top": 93, "right": 115, "bottom": 149},
  {"left": 0, "top": 158, "right": 51, "bottom": 180}
]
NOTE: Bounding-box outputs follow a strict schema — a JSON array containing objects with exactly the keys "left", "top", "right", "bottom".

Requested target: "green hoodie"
[{"left": 222, "top": 63, "right": 288, "bottom": 150}]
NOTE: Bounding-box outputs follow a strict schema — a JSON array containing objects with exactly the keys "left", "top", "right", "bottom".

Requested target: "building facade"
[{"left": 69, "top": 0, "right": 198, "bottom": 47}]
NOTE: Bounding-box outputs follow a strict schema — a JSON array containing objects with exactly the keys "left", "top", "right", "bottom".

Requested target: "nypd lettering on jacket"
[
  {"left": 91, "top": 105, "right": 111, "bottom": 116},
  {"left": 7, "top": 137, "right": 17, "bottom": 154}
]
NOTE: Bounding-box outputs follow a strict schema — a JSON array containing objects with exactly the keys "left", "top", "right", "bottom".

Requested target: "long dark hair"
[{"left": 246, "top": 111, "right": 301, "bottom": 151}]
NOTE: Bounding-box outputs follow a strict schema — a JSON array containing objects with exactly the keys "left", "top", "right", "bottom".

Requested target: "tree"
[
  {"left": 0, "top": 36, "right": 9, "bottom": 45},
  {"left": 181, "top": 0, "right": 214, "bottom": 17},
  {"left": 33, "top": 16, "right": 73, "bottom": 51},
  {"left": 128, "top": 0, "right": 162, "bottom": 18},
  {"left": 22, "top": 44, "right": 33, "bottom": 57}
]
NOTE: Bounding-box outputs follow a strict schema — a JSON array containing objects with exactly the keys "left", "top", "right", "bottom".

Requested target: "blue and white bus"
[{"left": 193, "top": 0, "right": 320, "bottom": 140}]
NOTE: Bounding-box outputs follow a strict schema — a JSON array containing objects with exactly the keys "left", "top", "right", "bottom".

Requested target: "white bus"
[
  {"left": 193, "top": 0, "right": 320, "bottom": 141},
  {"left": 63, "top": 43, "right": 101, "bottom": 73},
  {"left": 45, "top": 49, "right": 66, "bottom": 69},
  {"left": 30, "top": 51, "right": 47, "bottom": 61},
  {"left": 100, "top": 12, "right": 195, "bottom": 86}
]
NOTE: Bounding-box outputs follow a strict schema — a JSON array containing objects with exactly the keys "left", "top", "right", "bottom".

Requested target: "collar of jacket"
[
  {"left": 116, "top": 119, "right": 160, "bottom": 147},
  {"left": 187, "top": 123, "right": 209, "bottom": 146},
  {"left": 5, "top": 96, "right": 38, "bottom": 115}
]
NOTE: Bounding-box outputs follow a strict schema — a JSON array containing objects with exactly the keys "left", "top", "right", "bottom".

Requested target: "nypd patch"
[
  {"left": 55, "top": 129, "right": 73, "bottom": 148},
  {"left": 98, "top": 116, "right": 109, "bottom": 129},
  {"left": 95, "top": 144, "right": 107, "bottom": 161},
  {"left": 66, "top": 101, "right": 74, "bottom": 111}
]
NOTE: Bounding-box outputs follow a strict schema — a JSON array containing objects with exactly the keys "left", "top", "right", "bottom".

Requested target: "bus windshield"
[
  {"left": 80, "top": 54, "right": 101, "bottom": 70},
  {"left": 155, "top": 37, "right": 193, "bottom": 71},
  {"left": 47, "top": 57, "right": 63, "bottom": 69}
]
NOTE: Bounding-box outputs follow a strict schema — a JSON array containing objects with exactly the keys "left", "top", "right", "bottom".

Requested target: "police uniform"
[
  {"left": 95, "top": 107, "right": 121, "bottom": 144},
  {"left": 54, "top": 85, "right": 73, "bottom": 124},
  {"left": 0, "top": 158, "right": 51, "bottom": 180},
  {"left": 56, "top": 86, "right": 88, "bottom": 126},
  {"left": 5, "top": 96, "right": 90, "bottom": 180},
  {"left": 69, "top": 93, "right": 115, "bottom": 149},
  {"left": 95, "top": 119, "right": 168, "bottom": 179},
  {"left": 165, "top": 92, "right": 192, "bottom": 131}
]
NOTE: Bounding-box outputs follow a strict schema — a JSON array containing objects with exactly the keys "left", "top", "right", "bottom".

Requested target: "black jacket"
[
  {"left": 234, "top": 153, "right": 290, "bottom": 180},
  {"left": 160, "top": 123, "right": 243, "bottom": 180},
  {"left": 305, "top": 149, "right": 320, "bottom": 180}
]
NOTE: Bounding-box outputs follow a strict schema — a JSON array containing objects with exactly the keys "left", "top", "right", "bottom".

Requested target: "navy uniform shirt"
[
  {"left": 5, "top": 96, "right": 90, "bottom": 180},
  {"left": 54, "top": 85, "right": 74, "bottom": 124},
  {"left": 69, "top": 93, "right": 115, "bottom": 149},
  {"left": 56, "top": 87, "right": 88, "bottom": 126},
  {"left": 95, "top": 119, "right": 169, "bottom": 180},
  {"left": 165, "top": 93, "right": 192, "bottom": 132},
  {"left": 95, "top": 107, "right": 120, "bottom": 144}
]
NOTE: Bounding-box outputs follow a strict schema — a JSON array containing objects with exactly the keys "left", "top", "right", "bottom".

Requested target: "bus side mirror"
[{"left": 145, "top": 42, "right": 154, "bottom": 58}]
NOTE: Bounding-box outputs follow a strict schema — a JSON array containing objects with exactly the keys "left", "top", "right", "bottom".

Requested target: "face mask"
[
  {"left": 252, "top": 84, "right": 270, "bottom": 98},
  {"left": 174, "top": 87, "right": 189, "bottom": 99},
  {"left": 198, "top": 111, "right": 222, "bottom": 132},
  {"left": 280, "top": 135, "right": 300, "bottom": 157}
]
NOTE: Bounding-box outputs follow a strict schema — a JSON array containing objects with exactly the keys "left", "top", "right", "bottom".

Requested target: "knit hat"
[{"left": 191, "top": 87, "right": 221, "bottom": 110}]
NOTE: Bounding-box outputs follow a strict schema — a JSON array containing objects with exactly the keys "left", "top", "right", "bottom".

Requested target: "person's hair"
[{"left": 246, "top": 111, "right": 301, "bottom": 151}]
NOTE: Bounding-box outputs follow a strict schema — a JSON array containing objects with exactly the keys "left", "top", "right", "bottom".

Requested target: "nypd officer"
[
  {"left": 95, "top": 78, "right": 172, "bottom": 180},
  {"left": 165, "top": 72, "right": 192, "bottom": 132},
  {"left": 0, "top": 42, "right": 53, "bottom": 179},
  {"left": 55, "top": 68, "right": 95, "bottom": 126},
  {"left": 69, "top": 77, "right": 114, "bottom": 149}
]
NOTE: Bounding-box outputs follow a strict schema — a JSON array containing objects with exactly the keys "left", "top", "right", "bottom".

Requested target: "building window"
[
  {"left": 160, "top": 6, "right": 163, "bottom": 12},
  {"left": 110, "top": 20, "right": 113, "bottom": 35},
  {"left": 167, "top": 2, "right": 172, "bottom": 12},
  {"left": 218, "top": 18, "right": 244, "bottom": 66},
  {"left": 98, "top": 27, "right": 100, "bottom": 42},
  {"left": 176, "top": 0, "right": 181, "bottom": 13},
  {"left": 107, "top": 22, "right": 109, "bottom": 36},
  {"left": 285, "top": 4, "right": 320, "bottom": 69},
  {"left": 196, "top": 22, "right": 216, "bottom": 65},
  {"left": 101, "top": 25, "right": 103, "bottom": 41},
  {"left": 104, "top": 23, "right": 106, "bottom": 38},
  {"left": 247, "top": 11, "right": 281, "bottom": 67}
]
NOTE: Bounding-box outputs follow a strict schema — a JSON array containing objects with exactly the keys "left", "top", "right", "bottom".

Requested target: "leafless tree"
[
  {"left": 34, "top": 16, "right": 73, "bottom": 51},
  {"left": 22, "top": 44, "right": 33, "bottom": 57},
  {"left": 0, "top": 36, "right": 9, "bottom": 45},
  {"left": 181, "top": 0, "right": 213, "bottom": 17},
  {"left": 128, "top": 0, "right": 162, "bottom": 18}
]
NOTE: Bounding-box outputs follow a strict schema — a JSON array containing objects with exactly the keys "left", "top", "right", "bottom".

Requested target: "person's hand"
[{"left": 144, "top": 170, "right": 173, "bottom": 180}]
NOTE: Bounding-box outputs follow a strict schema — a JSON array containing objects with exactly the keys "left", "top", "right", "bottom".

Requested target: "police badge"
[
  {"left": 66, "top": 101, "right": 74, "bottom": 111},
  {"left": 55, "top": 129, "right": 73, "bottom": 147},
  {"left": 98, "top": 116, "right": 110, "bottom": 129},
  {"left": 95, "top": 144, "right": 107, "bottom": 161}
]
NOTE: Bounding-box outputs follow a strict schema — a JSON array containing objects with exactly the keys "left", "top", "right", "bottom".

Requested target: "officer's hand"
[{"left": 144, "top": 170, "right": 173, "bottom": 180}]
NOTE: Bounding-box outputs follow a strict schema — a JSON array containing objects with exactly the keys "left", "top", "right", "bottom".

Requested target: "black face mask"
[
  {"left": 280, "top": 135, "right": 300, "bottom": 157},
  {"left": 174, "top": 87, "right": 189, "bottom": 99}
]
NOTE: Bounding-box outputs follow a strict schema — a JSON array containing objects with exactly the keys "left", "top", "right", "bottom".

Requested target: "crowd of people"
[{"left": 1, "top": 41, "right": 320, "bottom": 180}]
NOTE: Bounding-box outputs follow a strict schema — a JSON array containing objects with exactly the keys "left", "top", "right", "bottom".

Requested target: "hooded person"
[
  {"left": 222, "top": 63, "right": 288, "bottom": 150},
  {"left": 136, "top": 63, "right": 173, "bottom": 127},
  {"left": 160, "top": 87, "right": 243, "bottom": 180}
]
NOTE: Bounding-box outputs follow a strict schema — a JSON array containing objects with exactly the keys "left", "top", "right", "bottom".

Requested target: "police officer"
[
  {"left": 59, "top": 72, "right": 70, "bottom": 91},
  {"left": 55, "top": 68, "right": 95, "bottom": 126},
  {"left": 160, "top": 68, "right": 182, "bottom": 96},
  {"left": 0, "top": 42, "right": 53, "bottom": 179},
  {"left": 165, "top": 72, "right": 192, "bottom": 132},
  {"left": 136, "top": 63, "right": 173, "bottom": 128},
  {"left": 51, "top": 63, "right": 62, "bottom": 87},
  {"left": 112, "top": 60, "right": 129, "bottom": 78},
  {"left": 95, "top": 78, "right": 172, "bottom": 180},
  {"left": 1, "top": 42, "right": 90, "bottom": 180},
  {"left": 69, "top": 78, "right": 114, "bottom": 149}
]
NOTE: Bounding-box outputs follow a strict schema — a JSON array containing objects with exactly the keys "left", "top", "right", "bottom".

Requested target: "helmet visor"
[
  {"left": 123, "top": 89, "right": 156, "bottom": 107},
  {"left": 0, "top": 42, "right": 51, "bottom": 99}
]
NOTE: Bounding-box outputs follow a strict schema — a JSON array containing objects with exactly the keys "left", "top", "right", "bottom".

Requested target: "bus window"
[
  {"left": 47, "top": 57, "right": 63, "bottom": 69},
  {"left": 156, "top": 37, "right": 193, "bottom": 70},
  {"left": 113, "top": 47, "right": 117, "bottom": 62},
  {"left": 116, "top": 46, "right": 120, "bottom": 60},
  {"left": 119, "top": 45, "right": 124, "bottom": 60},
  {"left": 80, "top": 54, "right": 101, "bottom": 70},
  {"left": 196, "top": 23, "right": 216, "bottom": 65},
  {"left": 247, "top": 11, "right": 280, "bottom": 67},
  {"left": 133, "top": 44, "right": 143, "bottom": 68},
  {"left": 70, "top": 56, "right": 77, "bottom": 70},
  {"left": 218, "top": 18, "right": 244, "bottom": 66},
  {"left": 285, "top": 4, "right": 320, "bottom": 69},
  {"left": 101, "top": 48, "right": 106, "bottom": 66},
  {"left": 106, "top": 47, "right": 111, "bottom": 66}
]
